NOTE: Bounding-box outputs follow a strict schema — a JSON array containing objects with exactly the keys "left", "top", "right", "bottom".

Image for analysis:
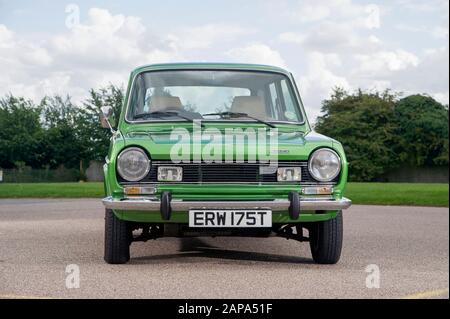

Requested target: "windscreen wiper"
[
  {"left": 202, "top": 111, "right": 276, "bottom": 128},
  {"left": 134, "top": 111, "right": 204, "bottom": 127}
]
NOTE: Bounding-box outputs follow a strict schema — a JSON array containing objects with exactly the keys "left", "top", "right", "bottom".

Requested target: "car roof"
[{"left": 131, "top": 62, "right": 291, "bottom": 76}]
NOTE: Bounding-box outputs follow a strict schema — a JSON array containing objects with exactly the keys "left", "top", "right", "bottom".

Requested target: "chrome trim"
[
  {"left": 102, "top": 197, "right": 352, "bottom": 211},
  {"left": 124, "top": 196, "right": 158, "bottom": 201},
  {"left": 300, "top": 195, "right": 334, "bottom": 200}
]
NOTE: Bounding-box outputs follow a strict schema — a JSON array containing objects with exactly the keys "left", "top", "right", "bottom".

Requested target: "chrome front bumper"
[{"left": 102, "top": 197, "right": 352, "bottom": 212}]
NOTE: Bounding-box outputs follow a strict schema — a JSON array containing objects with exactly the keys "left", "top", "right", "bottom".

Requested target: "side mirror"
[{"left": 100, "top": 106, "right": 115, "bottom": 132}]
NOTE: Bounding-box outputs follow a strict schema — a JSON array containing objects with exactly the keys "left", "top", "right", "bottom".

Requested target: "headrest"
[
  {"left": 230, "top": 96, "right": 266, "bottom": 119},
  {"left": 148, "top": 96, "right": 183, "bottom": 112}
]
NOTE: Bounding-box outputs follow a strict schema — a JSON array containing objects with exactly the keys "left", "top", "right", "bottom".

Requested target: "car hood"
[{"left": 120, "top": 127, "right": 334, "bottom": 161}]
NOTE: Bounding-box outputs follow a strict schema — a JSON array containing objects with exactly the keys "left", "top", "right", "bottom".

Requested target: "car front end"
[{"left": 103, "top": 132, "right": 351, "bottom": 224}]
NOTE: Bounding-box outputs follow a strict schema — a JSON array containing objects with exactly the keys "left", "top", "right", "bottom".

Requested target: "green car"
[{"left": 101, "top": 63, "right": 351, "bottom": 264}]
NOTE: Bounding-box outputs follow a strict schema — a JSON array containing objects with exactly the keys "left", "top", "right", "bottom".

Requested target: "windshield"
[{"left": 126, "top": 70, "right": 304, "bottom": 124}]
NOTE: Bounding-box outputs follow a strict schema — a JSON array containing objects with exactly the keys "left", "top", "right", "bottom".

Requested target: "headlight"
[
  {"left": 308, "top": 148, "right": 341, "bottom": 182},
  {"left": 117, "top": 147, "right": 150, "bottom": 182}
]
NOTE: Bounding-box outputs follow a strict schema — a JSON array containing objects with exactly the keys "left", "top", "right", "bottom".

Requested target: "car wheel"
[
  {"left": 309, "top": 211, "right": 343, "bottom": 264},
  {"left": 104, "top": 209, "right": 131, "bottom": 264}
]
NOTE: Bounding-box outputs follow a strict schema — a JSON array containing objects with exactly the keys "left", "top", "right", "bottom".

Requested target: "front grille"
[{"left": 118, "top": 161, "right": 339, "bottom": 185}]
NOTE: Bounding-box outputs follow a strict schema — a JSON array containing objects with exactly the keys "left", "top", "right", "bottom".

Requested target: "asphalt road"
[{"left": 0, "top": 199, "right": 448, "bottom": 299}]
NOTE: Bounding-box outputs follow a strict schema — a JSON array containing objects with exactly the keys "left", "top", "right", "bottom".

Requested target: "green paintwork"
[{"left": 103, "top": 63, "right": 349, "bottom": 224}]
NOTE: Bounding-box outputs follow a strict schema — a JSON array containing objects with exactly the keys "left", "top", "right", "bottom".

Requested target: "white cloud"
[
  {"left": 0, "top": 8, "right": 259, "bottom": 103},
  {"left": 432, "top": 26, "right": 449, "bottom": 39},
  {"left": 279, "top": 0, "right": 383, "bottom": 55},
  {"left": 0, "top": 24, "right": 57, "bottom": 100},
  {"left": 299, "top": 52, "right": 351, "bottom": 93},
  {"left": 355, "top": 49, "right": 420, "bottom": 74},
  {"left": 0, "top": 24, "right": 14, "bottom": 47},
  {"left": 167, "top": 24, "right": 255, "bottom": 50},
  {"left": 296, "top": 52, "right": 351, "bottom": 121},
  {"left": 279, "top": 22, "right": 383, "bottom": 54},
  {"left": 279, "top": 32, "right": 305, "bottom": 44},
  {"left": 292, "top": 3, "right": 331, "bottom": 23},
  {"left": 0, "top": 24, "right": 52, "bottom": 67},
  {"left": 391, "top": 46, "right": 449, "bottom": 105},
  {"left": 50, "top": 8, "right": 173, "bottom": 67},
  {"left": 289, "top": 0, "right": 381, "bottom": 29},
  {"left": 277, "top": 1, "right": 385, "bottom": 121},
  {"left": 226, "top": 44, "right": 287, "bottom": 68},
  {"left": 363, "top": 4, "right": 381, "bottom": 29},
  {"left": 371, "top": 80, "right": 392, "bottom": 92},
  {"left": 22, "top": 47, "right": 53, "bottom": 66},
  {"left": 433, "top": 92, "right": 449, "bottom": 105},
  {"left": 0, "top": 9, "right": 182, "bottom": 102},
  {"left": 394, "top": 0, "right": 449, "bottom": 13},
  {"left": 396, "top": 24, "right": 449, "bottom": 39}
]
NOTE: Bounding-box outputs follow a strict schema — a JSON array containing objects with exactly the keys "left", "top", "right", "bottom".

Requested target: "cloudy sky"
[{"left": 0, "top": 0, "right": 448, "bottom": 121}]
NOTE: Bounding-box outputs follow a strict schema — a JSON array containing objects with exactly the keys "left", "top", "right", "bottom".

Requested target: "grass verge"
[
  {"left": 0, "top": 182, "right": 104, "bottom": 198},
  {"left": 345, "top": 183, "right": 448, "bottom": 207},
  {"left": 0, "top": 182, "right": 448, "bottom": 207}
]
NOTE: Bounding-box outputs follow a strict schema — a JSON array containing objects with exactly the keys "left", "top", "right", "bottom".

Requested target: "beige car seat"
[
  {"left": 148, "top": 96, "right": 184, "bottom": 112},
  {"left": 230, "top": 96, "right": 267, "bottom": 119}
]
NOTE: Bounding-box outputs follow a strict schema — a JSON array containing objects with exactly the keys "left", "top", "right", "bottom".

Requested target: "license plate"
[{"left": 189, "top": 210, "right": 272, "bottom": 228}]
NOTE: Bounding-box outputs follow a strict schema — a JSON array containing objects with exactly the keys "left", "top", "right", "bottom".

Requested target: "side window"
[{"left": 280, "top": 79, "right": 300, "bottom": 122}]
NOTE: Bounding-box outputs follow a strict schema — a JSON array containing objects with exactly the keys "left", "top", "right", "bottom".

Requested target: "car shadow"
[{"left": 131, "top": 237, "right": 313, "bottom": 265}]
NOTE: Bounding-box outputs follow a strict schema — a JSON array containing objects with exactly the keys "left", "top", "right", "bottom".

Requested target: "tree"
[
  {"left": 0, "top": 95, "right": 43, "bottom": 168},
  {"left": 315, "top": 88, "right": 399, "bottom": 181},
  {"left": 393, "top": 94, "right": 449, "bottom": 166},
  {"left": 0, "top": 85, "right": 125, "bottom": 174},
  {"left": 40, "top": 95, "right": 84, "bottom": 169}
]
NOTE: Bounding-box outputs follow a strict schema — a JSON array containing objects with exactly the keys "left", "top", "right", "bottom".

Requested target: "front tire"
[
  {"left": 104, "top": 209, "right": 131, "bottom": 264},
  {"left": 309, "top": 212, "right": 343, "bottom": 264}
]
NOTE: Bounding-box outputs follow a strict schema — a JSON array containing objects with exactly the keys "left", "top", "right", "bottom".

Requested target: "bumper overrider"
[{"left": 102, "top": 193, "right": 352, "bottom": 221}]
